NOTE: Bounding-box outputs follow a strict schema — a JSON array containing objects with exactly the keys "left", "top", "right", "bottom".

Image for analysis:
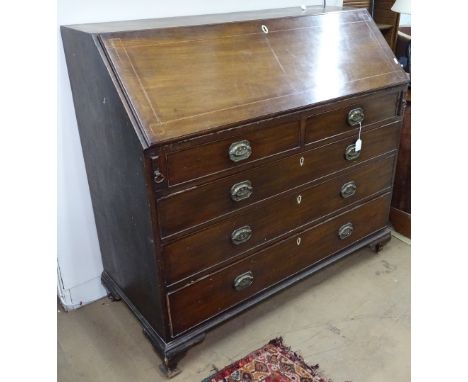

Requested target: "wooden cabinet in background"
[
  {"left": 390, "top": 89, "right": 411, "bottom": 238},
  {"left": 344, "top": 0, "right": 400, "bottom": 51},
  {"left": 390, "top": 28, "right": 411, "bottom": 238}
]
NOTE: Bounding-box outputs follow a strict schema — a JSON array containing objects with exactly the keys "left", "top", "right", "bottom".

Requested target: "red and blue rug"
[{"left": 202, "top": 338, "right": 331, "bottom": 382}]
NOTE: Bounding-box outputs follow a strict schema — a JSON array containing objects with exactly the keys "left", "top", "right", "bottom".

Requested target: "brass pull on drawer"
[
  {"left": 230, "top": 180, "right": 253, "bottom": 202},
  {"left": 338, "top": 222, "right": 354, "bottom": 240},
  {"left": 347, "top": 107, "right": 365, "bottom": 126},
  {"left": 231, "top": 225, "right": 252, "bottom": 245},
  {"left": 340, "top": 181, "right": 357, "bottom": 198},
  {"left": 153, "top": 169, "right": 165, "bottom": 184},
  {"left": 229, "top": 140, "right": 252, "bottom": 162},
  {"left": 345, "top": 144, "right": 361, "bottom": 161},
  {"left": 233, "top": 271, "right": 254, "bottom": 291}
]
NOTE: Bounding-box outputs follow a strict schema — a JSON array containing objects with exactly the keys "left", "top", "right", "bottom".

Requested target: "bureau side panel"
[{"left": 61, "top": 27, "right": 167, "bottom": 337}]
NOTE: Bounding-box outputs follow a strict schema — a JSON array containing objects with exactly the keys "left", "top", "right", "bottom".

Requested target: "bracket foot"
[{"left": 368, "top": 230, "right": 392, "bottom": 253}]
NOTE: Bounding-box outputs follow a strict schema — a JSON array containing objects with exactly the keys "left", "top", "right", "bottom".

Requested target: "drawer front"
[
  {"left": 158, "top": 121, "right": 400, "bottom": 237},
  {"left": 165, "top": 119, "right": 300, "bottom": 186},
  {"left": 168, "top": 193, "right": 392, "bottom": 336},
  {"left": 164, "top": 155, "right": 396, "bottom": 284},
  {"left": 305, "top": 91, "right": 399, "bottom": 144}
]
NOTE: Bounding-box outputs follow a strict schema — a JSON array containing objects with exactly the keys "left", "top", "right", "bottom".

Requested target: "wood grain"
[
  {"left": 99, "top": 8, "right": 406, "bottom": 145},
  {"left": 158, "top": 121, "right": 401, "bottom": 238},
  {"left": 168, "top": 193, "right": 392, "bottom": 335},
  {"left": 61, "top": 28, "right": 168, "bottom": 337},
  {"left": 62, "top": 8, "right": 408, "bottom": 373},
  {"left": 164, "top": 155, "right": 396, "bottom": 285}
]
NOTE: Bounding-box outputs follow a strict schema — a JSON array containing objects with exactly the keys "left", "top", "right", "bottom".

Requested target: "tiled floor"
[{"left": 58, "top": 234, "right": 410, "bottom": 382}]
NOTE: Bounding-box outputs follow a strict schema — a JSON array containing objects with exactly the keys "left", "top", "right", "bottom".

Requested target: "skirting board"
[{"left": 57, "top": 274, "right": 107, "bottom": 311}]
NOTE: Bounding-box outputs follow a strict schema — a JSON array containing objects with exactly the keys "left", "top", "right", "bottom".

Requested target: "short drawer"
[
  {"left": 163, "top": 155, "right": 395, "bottom": 284},
  {"left": 165, "top": 118, "right": 301, "bottom": 186},
  {"left": 167, "top": 193, "right": 392, "bottom": 336},
  {"left": 158, "top": 121, "right": 400, "bottom": 237},
  {"left": 305, "top": 91, "right": 399, "bottom": 144}
]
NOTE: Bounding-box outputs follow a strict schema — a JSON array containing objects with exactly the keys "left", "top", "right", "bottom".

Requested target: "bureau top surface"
[{"left": 91, "top": 7, "right": 407, "bottom": 145}]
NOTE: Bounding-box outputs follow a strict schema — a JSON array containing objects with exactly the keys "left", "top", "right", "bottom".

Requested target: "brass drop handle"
[
  {"left": 340, "top": 181, "right": 357, "bottom": 199},
  {"left": 338, "top": 222, "right": 354, "bottom": 240},
  {"left": 233, "top": 271, "right": 254, "bottom": 291},
  {"left": 229, "top": 140, "right": 252, "bottom": 162},
  {"left": 345, "top": 144, "right": 361, "bottom": 161},
  {"left": 153, "top": 169, "right": 165, "bottom": 184},
  {"left": 231, "top": 225, "right": 252, "bottom": 245},
  {"left": 230, "top": 180, "right": 253, "bottom": 202},
  {"left": 347, "top": 107, "right": 365, "bottom": 126}
]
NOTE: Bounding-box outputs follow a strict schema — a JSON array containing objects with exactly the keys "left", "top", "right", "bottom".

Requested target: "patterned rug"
[{"left": 202, "top": 338, "right": 331, "bottom": 382}]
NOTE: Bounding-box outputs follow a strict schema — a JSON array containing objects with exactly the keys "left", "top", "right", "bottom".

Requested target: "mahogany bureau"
[{"left": 62, "top": 6, "right": 409, "bottom": 377}]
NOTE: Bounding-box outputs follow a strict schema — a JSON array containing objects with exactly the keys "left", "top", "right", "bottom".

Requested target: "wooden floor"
[{"left": 58, "top": 234, "right": 410, "bottom": 382}]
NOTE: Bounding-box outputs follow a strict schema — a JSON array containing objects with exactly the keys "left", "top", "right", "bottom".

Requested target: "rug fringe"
[
  {"left": 203, "top": 337, "right": 333, "bottom": 382},
  {"left": 269, "top": 337, "right": 331, "bottom": 381}
]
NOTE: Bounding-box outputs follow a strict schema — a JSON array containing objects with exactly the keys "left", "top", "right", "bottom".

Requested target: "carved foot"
[
  {"left": 103, "top": 284, "right": 121, "bottom": 301},
  {"left": 159, "top": 354, "right": 185, "bottom": 378},
  {"left": 368, "top": 231, "right": 392, "bottom": 253},
  {"left": 101, "top": 273, "right": 121, "bottom": 301},
  {"left": 143, "top": 329, "right": 206, "bottom": 378},
  {"left": 106, "top": 290, "right": 121, "bottom": 301},
  {"left": 369, "top": 241, "right": 385, "bottom": 253},
  {"left": 142, "top": 328, "right": 185, "bottom": 377}
]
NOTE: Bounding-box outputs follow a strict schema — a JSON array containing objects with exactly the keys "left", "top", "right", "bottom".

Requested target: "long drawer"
[
  {"left": 163, "top": 154, "right": 396, "bottom": 284},
  {"left": 168, "top": 193, "right": 392, "bottom": 336},
  {"left": 158, "top": 121, "right": 401, "bottom": 238}
]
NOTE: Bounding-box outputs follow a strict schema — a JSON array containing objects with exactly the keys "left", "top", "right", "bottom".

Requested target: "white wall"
[
  {"left": 57, "top": 0, "right": 343, "bottom": 310},
  {"left": 399, "top": 14, "right": 411, "bottom": 26}
]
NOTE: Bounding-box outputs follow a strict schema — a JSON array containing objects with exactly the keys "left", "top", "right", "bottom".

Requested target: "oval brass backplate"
[
  {"left": 230, "top": 180, "right": 253, "bottom": 202},
  {"left": 347, "top": 107, "right": 365, "bottom": 126},
  {"left": 231, "top": 226, "right": 252, "bottom": 245},
  {"left": 344, "top": 144, "right": 360, "bottom": 161},
  {"left": 340, "top": 181, "right": 357, "bottom": 199},
  {"left": 338, "top": 222, "right": 354, "bottom": 240},
  {"left": 229, "top": 140, "right": 252, "bottom": 162},
  {"left": 233, "top": 271, "right": 254, "bottom": 291}
]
